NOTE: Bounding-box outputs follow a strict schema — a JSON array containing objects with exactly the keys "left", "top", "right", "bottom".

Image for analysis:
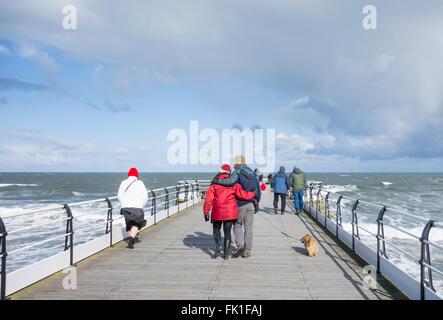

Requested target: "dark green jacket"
[{"left": 290, "top": 168, "right": 307, "bottom": 192}]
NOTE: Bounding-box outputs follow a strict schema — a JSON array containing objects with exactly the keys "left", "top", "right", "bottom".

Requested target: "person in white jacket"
[{"left": 117, "top": 168, "right": 148, "bottom": 249}]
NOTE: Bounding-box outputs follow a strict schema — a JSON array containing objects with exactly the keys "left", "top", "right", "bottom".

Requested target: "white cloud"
[
  {"left": 0, "top": 44, "right": 10, "bottom": 55},
  {"left": 16, "top": 43, "right": 60, "bottom": 86},
  {"left": 0, "top": 1, "right": 442, "bottom": 169}
]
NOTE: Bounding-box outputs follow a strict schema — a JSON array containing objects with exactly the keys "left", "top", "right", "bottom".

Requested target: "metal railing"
[
  {"left": 304, "top": 182, "right": 443, "bottom": 300},
  {"left": 0, "top": 179, "right": 211, "bottom": 300}
]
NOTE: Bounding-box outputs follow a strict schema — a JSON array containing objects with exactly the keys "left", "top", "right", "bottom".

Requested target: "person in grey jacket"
[{"left": 212, "top": 155, "right": 261, "bottom": 258}]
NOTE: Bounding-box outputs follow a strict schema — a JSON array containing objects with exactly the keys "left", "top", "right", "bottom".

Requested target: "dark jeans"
[
  {"left": 273, "top": 193, "right": 287, "bottom": 213},
  {"left": 212, "top": 220, "right": 234, "bottom": 248}
]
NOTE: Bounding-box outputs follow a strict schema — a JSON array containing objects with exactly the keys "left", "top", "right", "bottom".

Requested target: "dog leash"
[{"left": 281, "top": 231, "right": 295, "bottom": 238}]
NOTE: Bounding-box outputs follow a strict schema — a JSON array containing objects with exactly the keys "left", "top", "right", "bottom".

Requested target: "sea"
[{"left": 0, "top": 172, "right": 442, "bottom": 296}]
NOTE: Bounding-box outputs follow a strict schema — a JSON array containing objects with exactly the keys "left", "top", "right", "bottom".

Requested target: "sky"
[{"left": 0, "top": 0, "right": 442, "bottom": 173}]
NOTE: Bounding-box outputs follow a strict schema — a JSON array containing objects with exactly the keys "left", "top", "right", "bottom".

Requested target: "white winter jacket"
[{"left": 117, "top": 176, "right": 148, "bottom": 209}]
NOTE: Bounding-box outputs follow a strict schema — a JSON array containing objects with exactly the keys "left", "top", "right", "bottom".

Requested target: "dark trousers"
[
  {"left": 273, "top": 193, "right": 287, "bottom": 213},
  {"left": 212, "top": 220, "right": 234, "bottom": 248}
]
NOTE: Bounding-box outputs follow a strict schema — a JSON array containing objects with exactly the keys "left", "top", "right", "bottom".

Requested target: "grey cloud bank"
[{"left": 0, "top": 0, "right": 442, "bottom": 170}]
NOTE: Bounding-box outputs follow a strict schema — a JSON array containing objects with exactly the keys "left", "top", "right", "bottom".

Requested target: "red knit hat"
[
  {"left": 128, "top": 168, "right": 139, "bottom": 178},
  {"left": 219, "top": 164, "right": 231, "bottom": 174}
]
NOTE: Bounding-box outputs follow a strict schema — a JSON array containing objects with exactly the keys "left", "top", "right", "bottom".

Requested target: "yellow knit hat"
[{"left": 233, "top": 155, "right": 246, "bottom": 168}]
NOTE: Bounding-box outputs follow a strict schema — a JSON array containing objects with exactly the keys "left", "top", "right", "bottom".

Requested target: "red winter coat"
[{"left": 203, "top": 174, "right": 256, "bottom": 221}]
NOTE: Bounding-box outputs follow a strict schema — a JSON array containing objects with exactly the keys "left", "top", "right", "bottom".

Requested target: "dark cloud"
[
  {"left": 0, "top": 1, "right": 442, "bottom": 166},
  {"left": 251, "top": 124, "right": 262, "bottom": 130},
  {"left": 232, "top": 123, "right": 243, "bottom": 131},
  {"left": 85, "top": 99, "right": 133, "bottom": 113},
  {"left": 0, "top": 77, "right": 52, "bottom": 92},
  {"left": 103, "top": 100, "right": 132, "bottom": 113},
  {"left": 4, "top": 132, "right": 80, "bottom": 151}
]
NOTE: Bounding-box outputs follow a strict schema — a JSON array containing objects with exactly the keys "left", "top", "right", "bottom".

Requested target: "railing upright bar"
[
  {"left": 151, "top": 190, "right": 157, "bottom": 225},
  {"left": 105, "top": 197, "right": 113, "bottom": 247},
  {"left": 376, "top": 206, "right": 388, "bottom": 274},
  {"left": 315, "top": 187, "right": 321, "bottom": 220},
  {"left": 336, "top": 195, "right": 343, "bottom": 238},
  {"left": 0, "top": 217, "right": 7, "bottom": 300},
  {"left": 63, "top": 204, "right": 74, "bottom": 266},
  {"left": 324, "top": 192, "right": 330, "bottom": 228},
  {"left": 176, "top": 184, "right": 180, "bottom": 212},
  {"left": 185, "top": 182, "right": 189, "bottom": 209},
  {"left": 351, "top": 199, "right": 360, "bottom": 252},
  {"left": 164, "top": 187, "right": 169, "bottom": 218},
  {"left": 420, "top": 220, "right": 436, "bottom": 299}
]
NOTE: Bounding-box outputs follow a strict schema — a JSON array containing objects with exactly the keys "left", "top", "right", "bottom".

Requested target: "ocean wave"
[
  {"left": 0, "top": 183, "right": 39, "bottom": 188},
  {"left": 72, "top": 191, "right": 85, "bottom": 197},
  {"left": 342, "top": 221, "right": 443, "bottom": 242},
  {"left": 322, "top": 184, "right": 359, "bottom": 193},
  {"left": 382, "top": 181, "right": 393, "bottom": 186}
]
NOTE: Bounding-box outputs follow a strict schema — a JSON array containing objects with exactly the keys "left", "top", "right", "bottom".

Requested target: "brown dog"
[{"left": 300, "top": 234, "right": 318, "bottom": 257}]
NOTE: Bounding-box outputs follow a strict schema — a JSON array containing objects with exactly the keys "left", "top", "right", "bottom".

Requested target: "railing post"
[
  {"left": 324, "top": 192, "right": 330, "bottom": 229},
  {"left": 303, "top": 186, "right": 308, "bottom": 212},
  {"left": 164, "top": 187, "right": 170, "bottom": 218},
  {"left": 309, "top": 184, "right": 313, "bottom": 207},
  {"left": 105, "top": 197, "right": 113, "bottom": 247},
  {"left": 176, "top": 184, "right": 180, "bottom": 212},
  {"left": 151, "top": 190, "right": 157, "bottom": 225},
  {"left": 420, "top": 220, "right": 436, "bottom": 300},
  {"left": 0, "top": 217, "right": 7, "bottom": 300},
  {"left": 315, "top": 188, "right": 321, "bottom": 220},
  {"left": 63, "top": 204, "right": 74, "bottom": 266},
  {"left": 185, "top": 182, "right": 189, "bottom": 208},
  {"left": 196, "top": 180, "right": 200, "bottom": 193},
  {"left": 336, "top": 195, "right": 343, "bottom": 238},
  {"left": 351, "top": 199, "right": 360, "bottom": 252},
  {"left": 376, "top": 206, "right": 388, "bottom": 274}
]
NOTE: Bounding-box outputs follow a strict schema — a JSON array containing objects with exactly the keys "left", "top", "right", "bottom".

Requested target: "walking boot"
[
  {"left": 214, "top": 247, "right": 222, "bottom": 258},
  {"left": 134, "top": 236, "right": 141, "bottom": 243},
  {"left": 224, "top": 239, "right": 231, "bottom": 260},
  {"left": 232, "top": 244, "right": 244, "bottom": 258},
  {"left": 274, "top": 208, "right": 278, "bottom": 214},
  {"left": 127, "top": 237, "right": 135, "bottom": 249}
]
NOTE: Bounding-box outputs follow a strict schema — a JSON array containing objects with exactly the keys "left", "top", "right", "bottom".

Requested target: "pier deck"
[{"left": 10, "top": 189, "right": 407, "bottom": 300}]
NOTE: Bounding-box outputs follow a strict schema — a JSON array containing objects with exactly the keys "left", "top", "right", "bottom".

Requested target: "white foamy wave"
[
  {"left": 0, "top": 184, "right": 39, "bottom": 188},
  {"left": 0, "top": 203, "right": 64, "bottom": 219},
  {"left": 342, "top": 221, "right": 443, "bottom": 242},
  {"left": 339, "top": 174, "right": 351, "bottom": 177},
  {"left": 322, "top": 184, "right": 359, "bottom": 193},
  {"left": 382, "top": 182, "right": 393, "bottom": 186},
  {"left": 72, "top": 191, "right": 85, "bottom": 197}
]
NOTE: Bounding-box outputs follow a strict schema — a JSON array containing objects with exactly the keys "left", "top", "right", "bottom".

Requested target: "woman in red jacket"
[{"left": 203, "top": 164, "right": 256, "bottom": 259}]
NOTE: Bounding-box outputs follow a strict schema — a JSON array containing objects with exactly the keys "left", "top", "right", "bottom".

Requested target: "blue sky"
[{"left": 0, "top": 0, "right": 442, "bottom": 172}]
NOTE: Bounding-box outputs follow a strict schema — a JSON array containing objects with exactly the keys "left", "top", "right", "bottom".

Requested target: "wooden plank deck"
[{"left": 10, "top": 189, "right": 407, "bottom": 300}]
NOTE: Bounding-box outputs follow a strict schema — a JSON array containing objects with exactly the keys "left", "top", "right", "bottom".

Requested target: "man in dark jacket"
[
  {"left": 270, "top": 166, "right": 291, "bottom": 215},
  {"left": 290, "top": 165, "right": 307, "bottom": 215},
  {"left": 212, "top": 155, "right": 261, "bottom": 258}
]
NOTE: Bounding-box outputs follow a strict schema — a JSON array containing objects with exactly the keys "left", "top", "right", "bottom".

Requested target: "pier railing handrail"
[
  {"left": 304, "top": 182, "right": 442, "bottom": 300},
  {"left": 0, "top": 179, "right": 210, "bottom": 300}
]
